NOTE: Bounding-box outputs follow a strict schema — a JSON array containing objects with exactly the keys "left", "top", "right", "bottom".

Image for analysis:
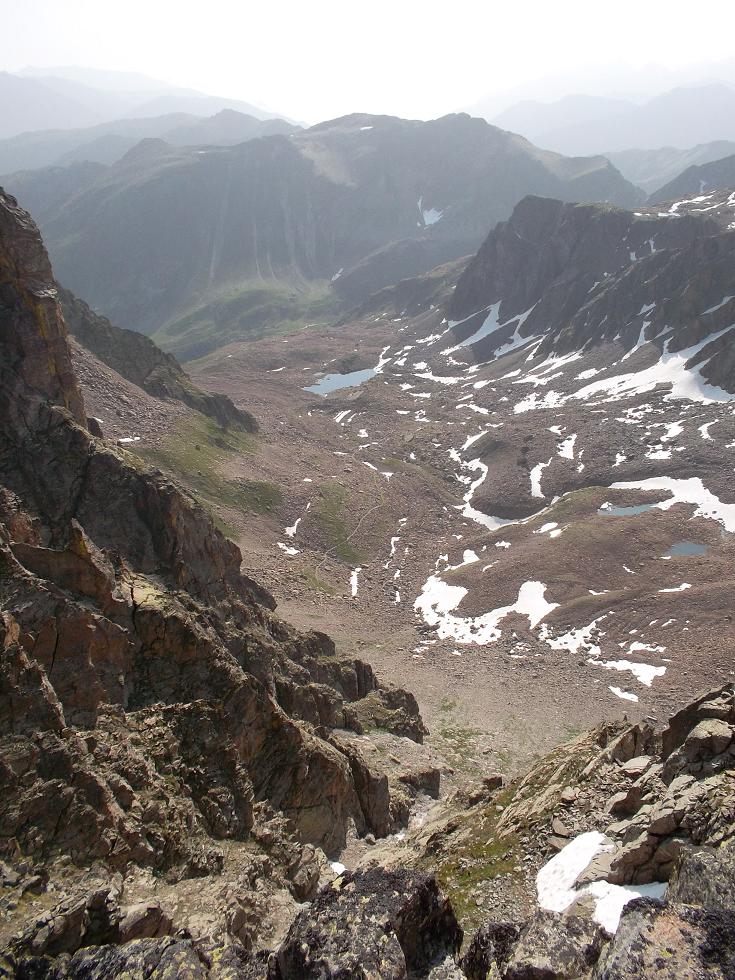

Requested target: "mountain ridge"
[
  {"left": 488, "top": 84, "right": 735, "bottom": 156},
  {"left": 3, "top": 112, "right": 641, "bottom": 360},
  {"left": 0, "top": 68, "right": 293, "bottom": 140}
]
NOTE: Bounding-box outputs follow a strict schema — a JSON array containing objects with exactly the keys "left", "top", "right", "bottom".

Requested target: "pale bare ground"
[{"left": 186, "top": 313, "right": 735, "bottom": 777}]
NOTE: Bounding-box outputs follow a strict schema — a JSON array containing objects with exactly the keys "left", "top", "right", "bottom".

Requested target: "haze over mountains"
[
  {"left": 488, "top": 84, "right": 735, "bottom": 156},
  {"left": 4, "top": 32, "right": 735, "bottom": 977},
  {"left": 3, "top": 112, "right": 641, "bottom": 360},
  {"left": 0, "top": 109, "right": 299, "bottom": 173},
  {"left": 0, "top": 66, "right": 291, "bottom": 139}
]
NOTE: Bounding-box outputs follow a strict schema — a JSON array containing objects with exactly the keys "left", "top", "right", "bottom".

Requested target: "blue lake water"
[
  {"left": 598, "top": 502, "right": 659, "bottom": 517},
  {"left": 664, "top": 540, "right": 709, "bottom": 557},
  {"left": 304, "top": 367, "right": 377, "bottom": 395}
]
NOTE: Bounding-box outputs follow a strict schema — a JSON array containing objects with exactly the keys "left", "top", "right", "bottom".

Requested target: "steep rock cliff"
[
  {"left": 59, "top": 287, "right": 257, "bottom": 432},
  {"left": 0, "top": 190, "right": 425, "bottom": 960}
]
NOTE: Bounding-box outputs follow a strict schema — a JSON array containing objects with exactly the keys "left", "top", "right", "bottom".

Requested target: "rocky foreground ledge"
[{"left": 3, "top": 844, "right": 734, "bottom": 978}]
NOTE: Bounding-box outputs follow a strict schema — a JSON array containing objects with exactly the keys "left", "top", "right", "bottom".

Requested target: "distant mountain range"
[
  {"left": 486, "top": 84, "right": 735, "bottom": 156},
  {"left": 606, "top": 141, "right": 735, "bottom": 195},
  {"left": 0, "top": 67, "right": 292, "bottom": 140},
  {"left": 2, "top": 112, "right": 640, "bottom": 361},
  {"left": 648, "top": 152, "right": 735, "bottom": 205},
  {"left": 0, "top": 109, "right": 299, "bottom": 173},
  {"left": 466, "top": 56, "right": 735, "bottom": 120}
]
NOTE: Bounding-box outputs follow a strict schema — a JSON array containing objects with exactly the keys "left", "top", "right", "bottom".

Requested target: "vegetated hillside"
[
  {"left": 649, "top": 153, "right": 735, "bottom": 206},
  {"left": 3, "top": 112, "right": 641, "bottom": 360},
  {"left": 491, "top": 84, "right": 735, "bottom": 156},
  {"left": 606, "top": 141, "right": 735, "bottom": 195},
  {"left": 0, "top": 109, "right": 300, "bottom": 174}
]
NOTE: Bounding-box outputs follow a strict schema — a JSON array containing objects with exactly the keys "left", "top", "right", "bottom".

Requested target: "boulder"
[
  {"left": 661, "top": 684, "right": 735, "bottom": 759},
  {"left": 620, "top": 756, "right": 652, "bottom": 778},
  {"left": 398, "top": 766, "right": 442, "bottom": 798},
  {"left": 86, "top": 416, "right": 104, "bottom": 438},
  {"left": 505, "top": 912, "right": 606, "bottom": 979},
  {"left": 13, "top": 938, "right": 208, "bottom": 979},
  {"left": 594, "top": 899, "right": 735, "bottom": 979},
  {"left": 682, "top": 719, "right": 733, "bottom": 762},
  {"left": 667, "top": 845, "right": 735, "bottom": 910},
  {"left": 604, "top": 785, "right": 645, "bottom": 817},
  {"left": 461, "top": 921, "right": 522, "bottom": 979},
  {"left": 607, "top": 832, "right": 657, "bottom": 885},
  {"left": 270, "top": 867, "right": 462, "bottom": 979}
]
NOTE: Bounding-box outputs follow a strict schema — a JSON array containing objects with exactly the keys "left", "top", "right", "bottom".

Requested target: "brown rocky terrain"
[
  {"left": 0, "top": 189, "right": 433, "bottom": 971},
  {"left": 3, "top": 181, "right": 735, "bottom": 976},
  {"left": 5, "top": 683, "right": 735, "bottom": 976}
]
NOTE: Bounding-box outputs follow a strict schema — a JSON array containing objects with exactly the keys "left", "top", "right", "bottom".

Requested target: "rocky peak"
[
  {"left": 0, "top": 190, "right": 85, "bottom": 434},
  {"left": 449, "top": 194, "right": 719, "bottom": 327},
  {"left": 445, "top": 193, "right": 735, "bottom": 389}
]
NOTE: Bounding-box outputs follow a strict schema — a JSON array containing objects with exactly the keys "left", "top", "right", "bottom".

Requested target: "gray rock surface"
[{"left": 270, "top": 867, "right": 462, "bottom": 979}]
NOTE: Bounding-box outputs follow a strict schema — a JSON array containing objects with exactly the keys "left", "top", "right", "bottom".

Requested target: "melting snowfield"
[
  {"left": 536, "top": 832, "right": 667, "bottom": 933},
  {"left": 610, "top": 476, "right": 735, "bottom": 532},
  {"left": 414, "top": 578, "right": 558, "bottom": 645},
  {"left": 262, "top": 274, "right": 735, "bottom": 725}
]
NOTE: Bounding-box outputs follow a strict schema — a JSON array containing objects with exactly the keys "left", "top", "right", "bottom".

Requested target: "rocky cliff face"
[
  {"left": 59, "top": 287, "right": 256, "bottom": 431},
  {"left": 5, "top": 113, "right": 641, "bottom": 358},
  {"left": 0, "top": 190, "right": 427, "bottom": 966},
  {"left": 0, "top": 192, "right": 86, "bottom": 433},
  {"left": 448, "top": 192, "right": 735, "bottom": 391}
]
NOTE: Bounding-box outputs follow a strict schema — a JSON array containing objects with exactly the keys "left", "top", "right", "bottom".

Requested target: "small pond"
[
  {"left": 304, "top": 367, "right": 377, "bottom": 395},
  {"left": 664, "top": 541, "right": 709, "bottom": 558},
  {"left": 598, "top": 502, "right": 659, "bottom": 517}
]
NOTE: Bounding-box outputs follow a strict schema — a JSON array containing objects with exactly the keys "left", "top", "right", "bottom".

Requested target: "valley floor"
[{"left": 162, "top": 302, "right": 735, "bottom": 778}]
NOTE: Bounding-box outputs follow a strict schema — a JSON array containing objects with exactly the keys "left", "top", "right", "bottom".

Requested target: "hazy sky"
[{"left": 3, "top": 0, "right": 735, "bottom": 121}]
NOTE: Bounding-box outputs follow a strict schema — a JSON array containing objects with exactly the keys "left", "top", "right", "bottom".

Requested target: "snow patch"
[
  {"left": 414, "top": 579, "right": 558, "bottom": 645},
  {"left": 536, "top": 832, "right": 666, "bottom": 934},
  {"left": 610, "top": 686, "right": 639, "bottom": 702},
  {"left": 611, "top": 476, "right": 735, "bottom": 533}
]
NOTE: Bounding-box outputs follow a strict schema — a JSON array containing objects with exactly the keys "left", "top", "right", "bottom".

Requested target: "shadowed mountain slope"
[{"left": 4, "top": 112, "right": 640, "bottom": 360}]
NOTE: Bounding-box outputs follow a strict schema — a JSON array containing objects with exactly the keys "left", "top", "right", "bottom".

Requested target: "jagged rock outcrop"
[
  {"left": 270, "top": 867, "right": 463, "bottom": 979},
  {"left": 489, "top": 683, "right": 735, "bottom": 889},
  {"left": 595, "top": 896, "right": 735, "bottom": 979},
  {"left": 456, "top": 843, "right": 735, "bottom": 979},
  {"left": 446, "top": 192, "right": 735, "bottom": 392},
  {"left": 0, "top": 189, "right": 426, "bottom": 967},
  {"left": 59, "top": 287, "right": 257, "bottom": 432},
  {"left": 0, "top": 192, "right": 86, "bottom": 432}
]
